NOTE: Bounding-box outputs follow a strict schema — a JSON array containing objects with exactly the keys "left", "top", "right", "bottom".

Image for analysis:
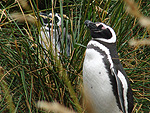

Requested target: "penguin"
[
  {"left": 39, "top": 12, "right": 70, "bottom": 56},
  {"left": 83, "top": 20, "right": 134, "bottom": 113}
]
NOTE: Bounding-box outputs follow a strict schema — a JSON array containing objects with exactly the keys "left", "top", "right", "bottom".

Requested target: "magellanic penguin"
[
  {"left": 39, "top": 12, "right": 70, "bottom": 56},
  {"left": 83, "top": 20, "right": 134, "bottom": 113}
]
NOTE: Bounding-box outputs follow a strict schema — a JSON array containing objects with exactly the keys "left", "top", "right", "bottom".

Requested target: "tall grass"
[{"left": 0, "top": 0, "right": 150, "bottom": 112}]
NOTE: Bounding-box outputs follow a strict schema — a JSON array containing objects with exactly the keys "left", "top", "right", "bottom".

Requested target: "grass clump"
[{"left": 0, "top": 0, "right": 150, "bottom": 112}]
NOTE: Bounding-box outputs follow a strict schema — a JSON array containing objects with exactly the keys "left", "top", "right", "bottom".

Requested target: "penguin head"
[
  {"left": 40, "top": 12, "right": 61, "bottom": 30},
  {"left": 84, "top": 20, "right": 116, "bottom": 43}
]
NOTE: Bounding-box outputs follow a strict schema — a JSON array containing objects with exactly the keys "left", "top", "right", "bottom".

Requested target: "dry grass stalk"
[
  {"left": 10, "top": 13, "right": 37, "bottom": 24},
  {"left": 0, "top": 67, "right": 15, "bottom": 112},
  {"left": 16, "top": 0, "right": 30, "bottom": 11},
  {"left": 0, "top": 67, "right": 4, "bottom": 101},
  {"left": 129, "top": 39, "right": 150, "bottom": 46},
  {"left": 37, "top": 101, "right": 76, "bottom": 113},
  {"left": 95, "top": 6, "right": 108, "bottom": 14},
  {"left": 124, "top": 0, "right": 150, "bottom": 28}
]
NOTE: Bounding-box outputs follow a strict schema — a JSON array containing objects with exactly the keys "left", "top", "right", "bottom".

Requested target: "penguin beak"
[{"left": 84, "top": 20, "right": 97, "bottom": 30}]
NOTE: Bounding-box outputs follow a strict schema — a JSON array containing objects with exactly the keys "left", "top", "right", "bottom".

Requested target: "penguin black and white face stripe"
[
  {"left": 83, "top": 20, "right": 134, "bottom": 113},
  {"left": 40, "top": 12, "right": 61, "bottom": 31},
  {"left": 84, "top": 20, "right": 116, "bottom": 43}
]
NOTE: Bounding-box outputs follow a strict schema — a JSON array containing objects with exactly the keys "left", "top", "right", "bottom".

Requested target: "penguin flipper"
[{"left": 111, "top": 68, "right": 126, "bottom": 113}]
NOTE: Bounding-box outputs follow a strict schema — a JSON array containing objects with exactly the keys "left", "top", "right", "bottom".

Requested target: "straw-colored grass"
[{"left": 0, "top": 0, "right": 149, "bottom": 112}]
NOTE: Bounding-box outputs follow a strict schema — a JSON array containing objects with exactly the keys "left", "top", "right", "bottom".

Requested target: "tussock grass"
[{"left": 0, "top": 0, "right": 150, "bottom": 112}]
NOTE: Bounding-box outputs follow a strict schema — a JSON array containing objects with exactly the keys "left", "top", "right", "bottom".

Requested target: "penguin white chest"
[
  {"left": 83, "top": 48, "right": 121, "bottom": 113},
  {"left": 40, "top": 28, "right": 60, "bottom": 52}
]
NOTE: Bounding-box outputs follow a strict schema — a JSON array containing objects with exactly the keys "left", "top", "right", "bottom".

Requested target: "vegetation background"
[{"left": 0, "top": 0, "right": 149, "bottom": 112}]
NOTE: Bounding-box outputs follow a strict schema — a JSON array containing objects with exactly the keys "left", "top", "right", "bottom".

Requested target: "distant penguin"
[{"left": 39, "top": 12, "right": 70, "bottom": 56}]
